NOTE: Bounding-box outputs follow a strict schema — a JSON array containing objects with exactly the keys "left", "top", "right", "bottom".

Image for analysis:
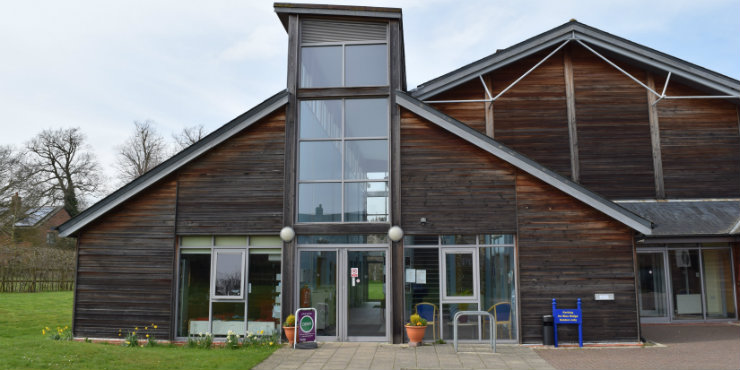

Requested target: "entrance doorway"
[
  {"left": 297, "top": 247, "right": 388, "bottom": 341},
  {"left": 637, "top": 245, "right": 737, "bottom": 322}
]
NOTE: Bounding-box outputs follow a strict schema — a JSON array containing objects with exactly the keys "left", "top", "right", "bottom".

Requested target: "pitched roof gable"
[
  {"left": 395, "top": 90, "right": 654, "bottom": 235},
  {"left": 411, "top": 21, "right": 740, "bottom": 101},
  {"left": 58, "top": 90, "right": 289, "bottom": 237}
]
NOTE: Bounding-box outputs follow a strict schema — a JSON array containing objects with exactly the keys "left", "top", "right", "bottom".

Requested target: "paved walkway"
[
  {"left": 255, "top": 323, "right": 740, "bottom": 370},
  {"left": 254, "top": 343, "right": 554, "bottom": 370},
  {"left": 536, "top": 323, "right": 740, "bottom": 370}
]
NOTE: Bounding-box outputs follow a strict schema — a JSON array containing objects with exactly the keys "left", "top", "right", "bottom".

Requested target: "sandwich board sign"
[{"left": 294, "top": 308, "right": 317, "bottom": 349}]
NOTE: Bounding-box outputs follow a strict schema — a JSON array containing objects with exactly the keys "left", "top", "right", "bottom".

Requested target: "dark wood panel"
[
  {"left": 297, "top": 86, "right": 389, "bottom": 99},
  {"left": 655, "top": 77, "right": 740, "bottom": 198},
  {"left": 428, "top": 79, "right": 487, "bottom": 134},
  {"left": 489, "top": 48, "right": 572, "bottom": 178},
  {"left": 515, "top": 172, "right": 638, "bottom": 344},
  {"left": 74, "top": 179, "right": 177, "bottom": 339},
  {"left": 176, "top": 111, "right": 286, "bottom": 233},
  {"left": 571, "top": 46, "right": 655, "bottom": 199},
  {"left": 400, "top": 109, "right": 517, "bottom": 234}
]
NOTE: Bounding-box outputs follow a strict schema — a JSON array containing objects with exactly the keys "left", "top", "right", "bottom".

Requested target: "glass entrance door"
[
  {"left": 637, "top": 252, "right": 668, "bottom": 321},
  {"left": 298, "top": 248, "right": 388, "bottom": 341}
]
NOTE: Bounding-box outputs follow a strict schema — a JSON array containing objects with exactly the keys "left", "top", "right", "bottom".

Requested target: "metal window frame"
[
  {"left": 296, "top": 98, "right": 391, "bottom": 223},
  {"left": 174, "top": 235, "right": 283, "bottom": 340},
  {"left": 295, "top": 244, "right": 391, "bottom": 342}
]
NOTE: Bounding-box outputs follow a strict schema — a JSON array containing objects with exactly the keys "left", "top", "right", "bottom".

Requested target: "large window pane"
[
  {"left": 298, "top": 183, "right": 341, "bottom": 222},
  {"left": 480, "top": 247, "right": 517, "bottom": 341},
  {"left": 638, "top": 252, "right": 668, "bottom": 317},
  {"left": 347, "top": 251, "right": 386, "bottom": 337},
  {"left": 702, "top": 248, "right": 736, "bottom": 319},
  {"left": 301, "top": 46, "right": 341, "bottom": 87},
  {"left": 212, "top": 302, "right": 245, "bottom": 337},
  {"left": 345, "top": 99, "right": 388, "bottom": 138},
  {"left": 177, "top": 253, "right": 211, "bottom": 337},
  {"left": 247, "top": 249, "right": 282, "bottom": 336},
  {"left": 214, "top": 251, "right": 244, "bottom": 298},
  {"left": 404, "top": 248, "right": 440, "bottom": 342},
  {"left": 300, "top": 251, "right": 337, "bottom": 336},
  {"left": 299, "top": 141, "right": 341, "bottom": 180},
  {"left": 300, "top": 100, "right": 341, "bottom": 139},
  {"left": 445, "top": 253, "right": 474, "bottom": 297},
  {"left": 345, "top": 140, "right": 388, "bottom": 180},
  {"left": 344, "top": 182, "right": 388, "bottom": 222},
  {"left": 670, "top": 249, "right": 702, "bottom": 320},
  {"left": 345, "top": 44, "right": 388, "bottom": 86}
]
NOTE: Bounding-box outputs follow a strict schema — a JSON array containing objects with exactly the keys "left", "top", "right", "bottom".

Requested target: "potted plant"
[
  {"left": 283, "top": 314, "right": 296, "bottom": 344},
  {"left": 405, "top": 313, "right": 427, "bottom": 347}
]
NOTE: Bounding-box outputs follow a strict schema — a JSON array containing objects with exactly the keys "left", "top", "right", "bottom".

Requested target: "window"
[
  {"left": 176, "top": 235, "right": 283, "bottom": 338},
  {"left": 298, "top": 99, "right": 389, "bottom": 223},
  {"left": 300, "top": 44, "right": 387, "bottom": 88}
]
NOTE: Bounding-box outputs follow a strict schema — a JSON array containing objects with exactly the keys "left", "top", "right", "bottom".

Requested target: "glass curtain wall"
[
  {"left": 403, "top": 235, "right": 517, "bottom": 342},
  {"left": 176, "top": 236, "right": 282, "bottom": 338}
]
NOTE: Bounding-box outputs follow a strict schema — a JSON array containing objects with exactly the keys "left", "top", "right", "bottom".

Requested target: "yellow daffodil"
[
  {"left": 42, "top": 329, "right": 46, "bottom": 335},
  {"left": 260, "top": 330, "right": 264, "bottom": 335},
  {"left": 153, "top": 325, "right": 158, "bottom": 329},
  {"left": 135, "top": 327, "right": 138, "bottom": 331},
  {"left": 269, "top": 342, "right": 273, "bottom": 346},
  {"left": 146, "top": 334, "right": 150, "bottom": 338}
]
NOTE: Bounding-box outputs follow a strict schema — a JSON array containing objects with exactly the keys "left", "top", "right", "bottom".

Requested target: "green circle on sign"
[{"left": 300, "top": 315, "right": 314, "bottom": 333}]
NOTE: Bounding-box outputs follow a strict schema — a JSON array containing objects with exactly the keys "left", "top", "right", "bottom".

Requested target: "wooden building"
[{"left": 58, "top": 3, "right": 740, "bottom": 345}]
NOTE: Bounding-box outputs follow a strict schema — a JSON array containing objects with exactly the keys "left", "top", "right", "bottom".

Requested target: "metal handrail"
[{"left": 452, "top": 310, "right": 496, "bottom": 353}]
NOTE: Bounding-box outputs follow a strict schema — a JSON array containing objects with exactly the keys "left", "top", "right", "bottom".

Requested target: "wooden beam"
[
  {"left": 389, "top": 19, "right": 404, "bottom": 345},
  {"left": 297, "top": 86, "right": 389, "bottom": 99},
  {"left": 484, "top": 74, "right": 494, "bottom": 138},
  {"left": 563, "top": 48, "right": 580, "bottom": 182},
  {"left": 281, "top": 14, "right": 299, "bottom": 327},
  {"left": 646, "top": 73, "right": 666, "bottom": 199}
]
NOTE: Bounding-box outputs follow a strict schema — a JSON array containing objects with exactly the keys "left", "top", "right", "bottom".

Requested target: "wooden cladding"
[
  {"left": 400, "top": 108, "right": 517, "bottom": 234},
  {"left": 74, "top": 111, "right": 287, "bottom": 339},
  {"left": 654, "top": 77, "right": 740, "bottom": 198},
  {"left": 516, "top": 172, "right": 638, "bottom": 343},
  {"left": 74, "top": 179, "right": 177, "bottom": 339},
  {"left": 430, "top": 43, "right": 740, "bottom": 200},
  {"left": 176, "top": 111, "right": 286, "bottom": 234},
  {"left": 570, "top": 46, "right": 655, "bottom": 199}
]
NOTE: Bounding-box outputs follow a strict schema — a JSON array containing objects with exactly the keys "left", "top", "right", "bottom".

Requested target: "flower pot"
[
  {"left": 283, "top": 326, "right": 295, "bottom": 344},
  {"left": 405, "top": 325, "right": 426, "bottom": 347}
]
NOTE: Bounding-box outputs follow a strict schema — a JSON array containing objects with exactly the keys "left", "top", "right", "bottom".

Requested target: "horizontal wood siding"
[
  {"left": 429, "top": 79, "right": 487, "bottom": 134},
  {"left": 176, "top": 111, "right": 286, "bottom": 234},
  {"left": 74, "top": 179, "right": 177, "bottom": 339},
  {"left": 488, "top": 49, "right": 572, "bottom": 178},
  {"left": 516, "top": 172, "right": 638, "bottom": 343},
  {"left": 571, "top": 47, "right": 655, "bottom": 199},
  {"left": 400, "top": 109, "right": 517, "bottom": 234},
  {"left": 655, "top": 78, "right": 740, "bottom": 198}
]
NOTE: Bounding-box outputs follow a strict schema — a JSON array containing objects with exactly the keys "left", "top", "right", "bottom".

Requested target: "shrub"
[{"left": 284, "top": 314, "right": 295, "bottom": 327}]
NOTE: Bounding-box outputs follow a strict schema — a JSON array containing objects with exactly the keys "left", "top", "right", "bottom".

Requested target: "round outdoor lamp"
[
  {"left": 280, "top": 226, "right": 295, "bottom": 242},
  {"left": 388, "top": 226, "right": 404, "bottom": 242}
]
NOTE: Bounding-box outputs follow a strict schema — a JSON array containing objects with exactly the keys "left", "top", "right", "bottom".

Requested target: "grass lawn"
[
  {"left": 367, "top": 280, "right": 384, "bottom": 301},
  {"left": 0, "top": 292, "right": 278, "bottom": 370}
]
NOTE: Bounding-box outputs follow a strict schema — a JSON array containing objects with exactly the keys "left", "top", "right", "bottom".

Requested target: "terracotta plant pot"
[
  {"left": 405, "top": 325, "right": 427, "bottom": 347},
  {"left": 283, "top": 326, "right": 295, "bottom": 344}
]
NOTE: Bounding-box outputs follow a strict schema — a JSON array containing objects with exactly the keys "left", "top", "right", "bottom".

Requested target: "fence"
[{"left": 0, "top": 267, "right": 74, "bottom": 293}]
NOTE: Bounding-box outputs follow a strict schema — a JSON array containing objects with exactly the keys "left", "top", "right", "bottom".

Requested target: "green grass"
[
  {"left": 0, "top": 292, "right": 278, "bottom": 370},
  {"left": 367, "top": 280, "right": 384, "bottom": 301}
]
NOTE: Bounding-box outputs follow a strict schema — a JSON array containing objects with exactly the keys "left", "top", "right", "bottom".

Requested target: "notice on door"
[{"left": 351, "top": 267, "right": 359, "bottom": 278}]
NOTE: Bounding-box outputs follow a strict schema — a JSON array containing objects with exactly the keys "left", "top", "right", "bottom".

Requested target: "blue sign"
[{"left": 552, "top": 298, "right": 583, "bottom": 347}]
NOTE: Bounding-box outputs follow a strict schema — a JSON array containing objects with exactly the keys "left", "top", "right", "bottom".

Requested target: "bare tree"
[
  {"left": 173, "top": 124, "right": 207, "bottom": 151},
  {"left": 1, "top": 145, "right": 46, "bottom": 235},
  {"left": 26, "top": 128, "right": 101, "bottom": 217},
  {"left": 116, "top": 120, "right": 167, "bottom": 183}
]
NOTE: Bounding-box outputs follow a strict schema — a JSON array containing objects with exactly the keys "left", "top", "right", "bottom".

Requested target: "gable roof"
[
  {"left": 58, "top": 90, "right": 289, "bottom": 237},
  {"left": 395, "top": 90, "right": 654, "bottom": 235},
  {"left": 411, "top": 21, "right": 740, "bottom": 101}
]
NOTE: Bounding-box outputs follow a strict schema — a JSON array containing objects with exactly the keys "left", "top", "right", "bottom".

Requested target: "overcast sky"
[{"left": 1, "top": 0, "right": 738, "bottom": 198}]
